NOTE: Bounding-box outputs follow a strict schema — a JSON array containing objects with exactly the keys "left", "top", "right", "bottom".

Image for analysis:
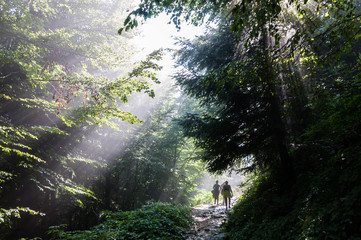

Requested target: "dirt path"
[{"left": 185, "top": 203, "right": 229, "bottom": 240}]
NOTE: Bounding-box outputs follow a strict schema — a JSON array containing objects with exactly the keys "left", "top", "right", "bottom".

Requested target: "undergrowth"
[
  {"left": 190, "top": 189, "right": 213, "bottom": 206},
  {"left": 224, "top": 150, "right": 361, "bottom": 240},
  {"left": 48, "top": 202, "right": 193, "bottom": 240}
]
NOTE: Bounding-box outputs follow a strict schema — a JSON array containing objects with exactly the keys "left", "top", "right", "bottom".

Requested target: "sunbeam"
[{"left": 4, "top": 0, "right": 359, "bottom": 239}]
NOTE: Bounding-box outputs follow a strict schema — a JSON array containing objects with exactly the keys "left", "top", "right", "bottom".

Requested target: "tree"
[
  {"left": 119, "top": 1, "right": 361, "bottom": 239},
  {"left": 0, "top": 0, "right": 163, "bottom": 238},
  {"left": 120, "top": 0, "right": 361, "bottom": 179},
  {"left": 175, "top": 28, "right": 292, "bottom": 178},
  {"left": 102, "top": 92, "right": 206, "bottom": 210}
]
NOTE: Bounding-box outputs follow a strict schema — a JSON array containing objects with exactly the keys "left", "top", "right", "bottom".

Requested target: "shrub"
[
  {"left": 48, "top": 202, "right": 193, "bottom": 240},
  {"left": 189, "top": 189, "right": 213, "bottom": 206},
  {"left": 224, "top": 153, "right": 361, "bottom": 240}
]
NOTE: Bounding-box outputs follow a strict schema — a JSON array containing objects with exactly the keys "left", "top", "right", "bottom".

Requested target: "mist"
[
  {"left": 2, "top": 0, "right": 360, "bottom": 239},
  {"left": 0, "top": 0, "right": 246, "bottom": 239}
]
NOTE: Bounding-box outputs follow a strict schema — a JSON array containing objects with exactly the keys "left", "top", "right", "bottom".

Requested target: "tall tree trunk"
[
  {"left": 104, "top": 170, "right": 112, "bottom": 209},
  {"left": 261, "top": 28, "right": 294, "bottom": 183}
]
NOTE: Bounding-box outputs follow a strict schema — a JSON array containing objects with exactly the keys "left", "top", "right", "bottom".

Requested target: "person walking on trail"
[
  {"left": 221, "top": 181, "right": 233, "bottom": 210},
  {"left": 212, "top": 180, "right": 221, "bottom": 205},
  {"left": 220, "top": 181, "right": 225, "bottom": 205}
]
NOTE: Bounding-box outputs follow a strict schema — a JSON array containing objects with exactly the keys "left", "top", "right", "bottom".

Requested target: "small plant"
[{"left": 190, "top": 189, "right": 213, "bottom": 206}]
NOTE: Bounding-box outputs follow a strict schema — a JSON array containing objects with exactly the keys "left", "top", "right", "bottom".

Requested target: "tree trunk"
[
  {"left": 104, "top": 170, "right": 111, "bottom": 209},
  {"left": 261, "top": 28, "right": 294, "bottom": 183}
]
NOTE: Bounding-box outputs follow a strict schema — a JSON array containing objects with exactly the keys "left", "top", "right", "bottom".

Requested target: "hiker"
[
  {"left": 219, "top": 181, "right": 225, "bottom": 205},
  {"left": 221, "top": 181, "right": 233, "bottom": 210},
  {"left": 212, "top": 180, "right": 221, "bottom": 204}
]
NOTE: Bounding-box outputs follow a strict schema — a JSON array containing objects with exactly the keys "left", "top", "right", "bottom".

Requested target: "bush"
[
  {"left": 48, "top": 202, "right": 193, "bottom": 240},
  {"left": 189, "top": 189, "right": 213, "bottom": 206},
  {"left": 224, "top": 152, "right": 361, "bottom": 240}
]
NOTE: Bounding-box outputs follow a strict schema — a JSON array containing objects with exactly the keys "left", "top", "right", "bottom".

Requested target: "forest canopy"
[
  {"left": 121, "top": 0, "right": 361, "bottom": 239},
  {"left": 0, "top": 1, "right": 205, "bottom": 239},
  {"left": 122, "top": 0, "right": 361, "bottom": 175},
  {"left": 1, "top": 0, "right": 361, "bottom": 239}
]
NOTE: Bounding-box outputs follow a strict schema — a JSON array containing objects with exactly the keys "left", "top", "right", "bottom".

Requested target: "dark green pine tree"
[{"left": 174, "top": 24, "right": 294, "bottom": 181}]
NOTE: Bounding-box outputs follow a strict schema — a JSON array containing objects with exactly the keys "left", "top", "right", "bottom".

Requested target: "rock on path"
[{"left": 185, "top": 203, "right": 229, "bottom": 240}]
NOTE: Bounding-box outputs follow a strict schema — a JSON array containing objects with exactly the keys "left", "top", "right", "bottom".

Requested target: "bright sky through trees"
[
  {"left": 133, "top": 13, "right": 206, "bottom": 71},
  {"left": 129, "top": 13, "right": 207, "bottom": 102},
  {"left": 134, "top": 13, "right": 204, "bottom": 51}
]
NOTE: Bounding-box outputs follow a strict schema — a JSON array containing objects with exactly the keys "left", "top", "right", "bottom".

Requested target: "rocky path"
[{"left": 185, "top": 203, "right": 229, "bottom": 240}]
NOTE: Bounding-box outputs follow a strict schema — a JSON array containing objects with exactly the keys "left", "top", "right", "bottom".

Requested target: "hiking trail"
[{"left": 185, "top": 203, "right": 231, "bottom": 240}]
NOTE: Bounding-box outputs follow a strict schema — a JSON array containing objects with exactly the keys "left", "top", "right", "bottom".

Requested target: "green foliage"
[
  {"left": 48, "top": 202, "right": 193, "bottom": 240},
  {"left": 123, "top": 1, "right": 361, "bottom": 240},
  {"left": 224, "top": 173, "right": 296, "bottom": 240},
  {"left": 0, "top": 0, "right": 164, "bottom": 238},
  {"left": 60, "top": 49, "right": 164, "bottom": 128},
  {"left": 0, "top": 0, "right": 162, "bottom": 127},
  {"left": 0, "top": 119, "right": 44, "bottom": 163},
  {"left": 127, "top": 0, "right": 361, "bottom": 175},
  {"left": 1, "top": 0, "right": 360, "bottom": 239},
  {"left": 189, "top": 189, "right": 213, "bottom": 207},
  {"left": 120, "top": 0, "right": 228, "bottom": 32},
  {"left": 103, "top": 94, "right": 206, "bottom": 210},
  {"left": 174, "top": 20, "right": 296, "bottom": 176},
  {"left": 224, "top": 49, "right": 361, "bottom": 239},
  {"left": 0, "top": 207, "right": 45, "bottom": 225},
  {"left": 225, "top": 153, "right": 361, "bottom": 240}
]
